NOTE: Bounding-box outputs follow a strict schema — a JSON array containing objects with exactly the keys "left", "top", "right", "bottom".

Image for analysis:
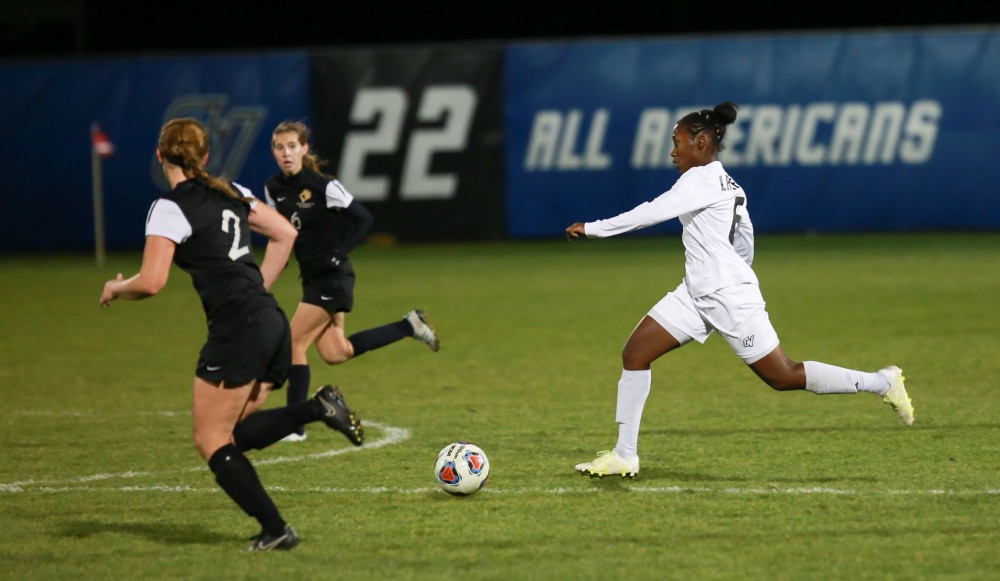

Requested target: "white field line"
[
  {"left": 0, "top": 421, "right": 410, "bottom": 493},
  {"left": 4, "top": 411, "right": 997, "bottom": 498},
  {"left": 3, "top": 484, "right": 999, "bottom": 496}
]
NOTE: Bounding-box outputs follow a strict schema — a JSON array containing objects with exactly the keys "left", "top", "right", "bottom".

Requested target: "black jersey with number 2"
[{"left": 145, "top": 179, "right": 278, "bottom": 328}]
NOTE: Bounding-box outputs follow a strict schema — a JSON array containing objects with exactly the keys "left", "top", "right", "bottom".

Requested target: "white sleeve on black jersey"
[
  {"left": 145, "top": 199, "right": 192, "bottom": 243},
  {"left": 232, "top": 182, "right": 259, "bottom": 210},
  {"left": 325, "top": 179, "right": 355, "bottom": 209},
  {"left": 262, "top": 185, "right": 277, "bottom": 209}
]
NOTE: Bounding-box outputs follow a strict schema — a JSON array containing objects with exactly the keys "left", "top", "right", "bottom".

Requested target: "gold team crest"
[{"left": 298, "top": 189, "right": 312, "bottom": 203}]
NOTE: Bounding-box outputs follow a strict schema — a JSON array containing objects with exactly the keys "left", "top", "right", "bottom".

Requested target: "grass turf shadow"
[{"left": 58, "top": 520, "right": 234, "bottom": 546}]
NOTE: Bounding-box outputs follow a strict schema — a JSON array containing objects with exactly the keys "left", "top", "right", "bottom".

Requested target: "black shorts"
[
  {"left": 301, "top": 272, "right": 355, "bottom": 313},
  {"left": 196, "top": 306, "right": 292, "bottom": 389}
]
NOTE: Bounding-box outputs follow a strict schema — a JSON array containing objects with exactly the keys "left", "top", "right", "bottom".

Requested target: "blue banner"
[
  {"left": 504, "top": 31, "right": 1000, "bottom": 238},
  {"left": 3, "top": 29, "right": 999, "bottom": 252},
  {"left": 0, "top": 53, "right": 309, "bottom": 251}
]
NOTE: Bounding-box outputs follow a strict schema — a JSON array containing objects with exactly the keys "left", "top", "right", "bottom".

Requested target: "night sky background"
[{"left": 1, "top": 0, "right": 997, "bottom": 60}]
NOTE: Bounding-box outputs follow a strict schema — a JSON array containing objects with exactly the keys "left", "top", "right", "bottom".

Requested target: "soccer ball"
[{"left": 434, "top": 441, "right": 490, "bottom": 496}]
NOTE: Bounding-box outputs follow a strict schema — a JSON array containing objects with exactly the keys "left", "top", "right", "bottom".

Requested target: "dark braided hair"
[{"left": 676, "top": 101, "right": 739, "bottom": 152}]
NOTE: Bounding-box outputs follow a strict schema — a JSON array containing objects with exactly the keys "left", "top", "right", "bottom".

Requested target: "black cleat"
[
  {"left": 247, "top": 525, "right": 300, "bottom": 552},
  {"left": 313, "top": 385, "right": 364, "bottom": 446}
]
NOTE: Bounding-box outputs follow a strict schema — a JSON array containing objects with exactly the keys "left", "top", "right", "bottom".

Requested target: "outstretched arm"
[
  {"left": 100, "top": 235, "right": 175, "bottom": 307},
  {"left": 565, "top": 223, "right": 587, "bottom": 240},
  {"left": 579, "top": 173, "right": 728, "bottom": 239}
]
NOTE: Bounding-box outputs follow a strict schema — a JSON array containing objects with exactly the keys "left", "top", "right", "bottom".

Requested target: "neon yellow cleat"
[
  {"left": 574, "top": 450, "right": 639, "bottom": 479},
  {"left": 879, "top": 366, "right": 914, "bottom": 426}
]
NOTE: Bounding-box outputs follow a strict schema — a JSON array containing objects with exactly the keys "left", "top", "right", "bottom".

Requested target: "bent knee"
[
  {"left": 621, "top": 350, "right": 652, "bottom": 371},
  {"left": 761, "top": 364, "right": 806, "bottom": 391},
  {"left": 193, "top": 436, "right": 228, "bottom": 461},
  {"left": 764, "top": 377, "right": 802, "bottom": 391},
  {"left": 318, "top": 342, "right": 353, "bottom": 364},
  {"left": 319, "top": 352, "right": 351, "bottom": 365},
  {"left": 310, "top": 336, "right": 353, "bottom": 364}
]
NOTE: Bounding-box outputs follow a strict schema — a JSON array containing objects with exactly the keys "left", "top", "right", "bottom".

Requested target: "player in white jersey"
[{"left": 567, "top": 102, "right": 914, "bottom": 479}]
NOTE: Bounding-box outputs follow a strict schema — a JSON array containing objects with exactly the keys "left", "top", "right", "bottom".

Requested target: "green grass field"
[{"left": 1, "top": 233, "right": 998, "bottom": 580}]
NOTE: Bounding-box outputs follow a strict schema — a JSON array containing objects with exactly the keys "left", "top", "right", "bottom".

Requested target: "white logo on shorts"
[
  {"left": 320, "top": 295, "right": 335, "bottom": 301},
  {"left": 206, "top": 365, "right": 222, "bottom": 371},
  {"left": 743, "top": 335, "right": 754, "bottom": 348}
]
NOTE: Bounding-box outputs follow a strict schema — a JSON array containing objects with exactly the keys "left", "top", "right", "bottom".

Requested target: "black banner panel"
[{"left": 310, "top": 46, "right": 504, "bottom": 242}]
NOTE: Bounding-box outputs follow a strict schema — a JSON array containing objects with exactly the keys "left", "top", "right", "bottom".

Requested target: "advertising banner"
[
  {"left": 0, "top": 53, "right": 309, "bottom": 251},
  {"left": 311, "top": 45, "right": 504, "bottom": 242},
  {"left": 504, "top": 31, "right": 1000, "bottom": 238}
]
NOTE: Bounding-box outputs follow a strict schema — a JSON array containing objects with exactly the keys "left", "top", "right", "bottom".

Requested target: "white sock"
[
  {"left": 804, "top": 361, "right": 889, "bottom": 395},
  {"left": 613, "top": 369, "right": 651, "bottom": 459}
]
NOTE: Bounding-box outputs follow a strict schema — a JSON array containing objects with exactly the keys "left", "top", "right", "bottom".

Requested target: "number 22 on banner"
[{"left": 338, "top": 86, "right": 477, "bottom": 202}]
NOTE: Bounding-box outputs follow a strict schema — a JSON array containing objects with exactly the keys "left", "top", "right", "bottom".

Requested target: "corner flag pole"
[{"left": 90, "top": 122, "right": 112, "bottom": 266}]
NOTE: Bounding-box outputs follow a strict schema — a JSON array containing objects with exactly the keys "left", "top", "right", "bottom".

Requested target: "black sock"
[
  {"left": 233, "top": 402, "right": 322, "bottom": 451},
  {"left": 286, "top": 365, "right": 310, "bottom": 436},
  {"left": 348, "top": 320, "right": 411, "bottom": 357},
  {"left": 208, "top": 444, "right": 285, "bottom": 536}
]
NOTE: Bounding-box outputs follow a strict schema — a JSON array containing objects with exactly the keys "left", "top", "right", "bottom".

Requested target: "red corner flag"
[{"left": 91, "top": 122, "right": 114, "bottom": 158}]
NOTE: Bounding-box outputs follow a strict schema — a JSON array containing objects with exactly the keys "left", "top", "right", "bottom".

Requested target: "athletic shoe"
[
  {"left": 574, "top": 450, "right": 639, "bottom": 479},
  {"left": 879, "top": 365, "right": 914, "bottom": 426},
  {"left": 405, "top": 309, "right": 440, "bottom": 352},
  {"left": 280, "top": 431, "right": 307, "bottom": 443},
  {"left": 314, "top": 385, "right": 364, "bottom": 446},
  {"left": 247, "top": 525, "right": 300, "bottom": 552}
]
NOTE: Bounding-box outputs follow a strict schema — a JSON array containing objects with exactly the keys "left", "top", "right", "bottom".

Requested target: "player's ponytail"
[{"left": 158, "top": 118, "right": 248, "bottom": 203}]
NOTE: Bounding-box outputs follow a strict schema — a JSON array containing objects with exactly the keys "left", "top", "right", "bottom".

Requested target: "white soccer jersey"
[{"left": 584, "top": 161, "right": 757, "bottom": 298}]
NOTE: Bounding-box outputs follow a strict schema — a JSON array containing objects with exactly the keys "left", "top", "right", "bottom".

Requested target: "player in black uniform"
[
  {"left": 100, "top": 118, "right": 364, "bottom": 552},
  {"left": 266, "top": 121, "right": 440, "bottom": 441}
]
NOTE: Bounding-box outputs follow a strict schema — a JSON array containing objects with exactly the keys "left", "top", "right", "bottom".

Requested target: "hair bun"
[{"left": 714, "top": 101, "right": 739, "bottom": 125}]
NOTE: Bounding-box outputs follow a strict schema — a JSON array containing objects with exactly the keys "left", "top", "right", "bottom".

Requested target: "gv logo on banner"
[{"left": 151, "top": 94, "right": 267, "bottom": 190}]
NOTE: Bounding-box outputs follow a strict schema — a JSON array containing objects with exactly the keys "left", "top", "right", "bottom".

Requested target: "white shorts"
[{"left": 647, "top": 282, "right": 780, "bottom": 364}]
